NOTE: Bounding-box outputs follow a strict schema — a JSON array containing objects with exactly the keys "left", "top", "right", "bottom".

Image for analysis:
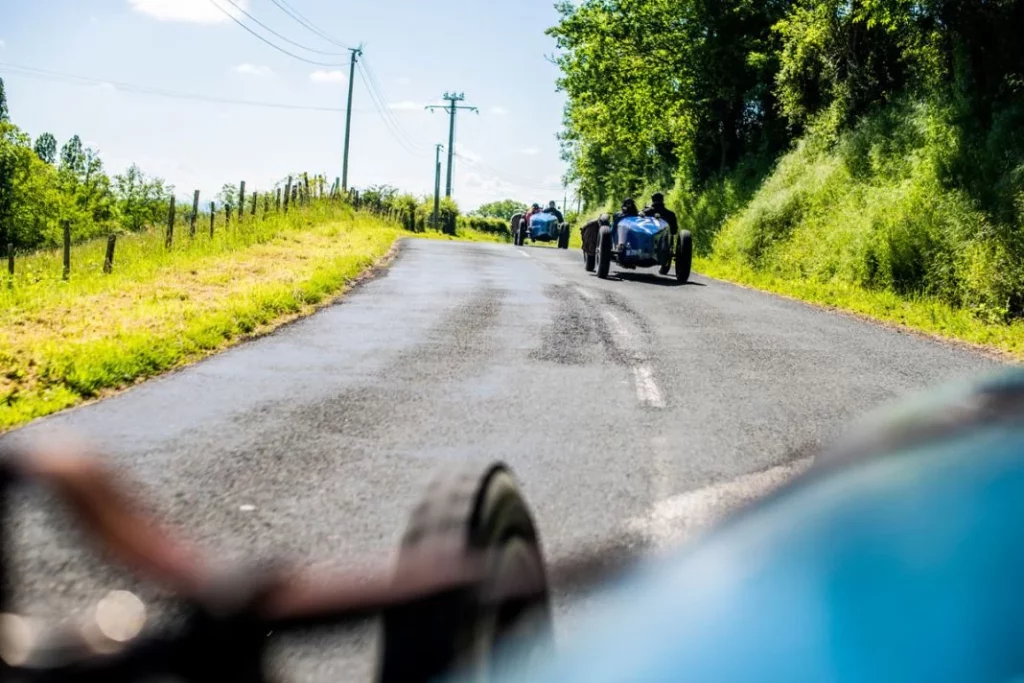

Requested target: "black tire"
[
  {"left": 596, "top": 226, "right": 613, "bottom": 279},
  {"left": 377, "top": 463, "right": 553, "bottom": 683},
  {"left": 558, "top": 224, "right": 570, "bottom": 250},
  {"left": 585, "top": 251, "right": 596, "bottom": 272},
  {"left": 676, "top": 230, "right": 693, "bottom": 283}
]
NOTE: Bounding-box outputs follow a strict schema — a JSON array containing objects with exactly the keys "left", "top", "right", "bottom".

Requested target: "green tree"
[
  {"left": 59, "top": 134, "right": 86, "bottom": 176},
  {"left": 33, "top": 132, "right": 57, "bottom": 164},
  {"left": 473, "top": 199, "right": 528, "bottom": 219},
  {"left": 0, "top": 77, "right": 8, "bottom": 123},
  {"left": 114, "top": 164, "right": 170, "bottom": 232}
]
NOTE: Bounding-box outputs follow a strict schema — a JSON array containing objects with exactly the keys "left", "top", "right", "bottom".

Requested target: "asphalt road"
[{"left": 0, "top": 239, "right": 1000, "bottom": 680}]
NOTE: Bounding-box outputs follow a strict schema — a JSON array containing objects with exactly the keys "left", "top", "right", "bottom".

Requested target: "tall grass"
[{"left": 0, "top": 201, "right": 506, "bottom": 431}]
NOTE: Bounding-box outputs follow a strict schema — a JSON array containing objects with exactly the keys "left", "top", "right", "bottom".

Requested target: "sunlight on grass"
[{"left": 0, "top": 205, "right": 506, "bottom": 432}]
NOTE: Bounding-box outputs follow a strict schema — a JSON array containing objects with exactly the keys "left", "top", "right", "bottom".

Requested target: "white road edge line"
[
  {"left": 633, "top": 364, "right": 665, "bottom": 409},
  {"left": 602, "top": 311, "right": 630, "bottom": 339},
  {"left": 630, "top": 457, "right": 815, "bottom": 550},
  {"left": 576, "top": 287, "right": 594, "bottom": 300}
]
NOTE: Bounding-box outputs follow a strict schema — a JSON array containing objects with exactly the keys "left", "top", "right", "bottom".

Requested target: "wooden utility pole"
[
  {"left": 433, "top": 144, "right": 444, "bottom": 230},
  {"left": 342, "top": 47, "right": 363, "bottom": 192},
  {"left": 426, "top": 92, "right": 478, "bottom": 198}
]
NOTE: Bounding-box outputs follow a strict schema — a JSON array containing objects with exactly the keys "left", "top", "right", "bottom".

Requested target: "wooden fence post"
[
  {"left": 190, "top": 190, "right": 200, "bottom": 238},
  {"left": 276, "top": 188, "right": 282, "bottom": 212},
  {"left": 303, "top": 174, "right": 310, "bottom": 204},
  {"left": 103, "top": 235, "right": 117, "bottom": 274},
  {"left": 62, "top": 221, "right": 71, "bottom": 280},
  {"left": 251, "top": 191, "right": 258, "bottom": 217},
  {"left": 284, "top": 177, "right": 292, "bottom": 213},
  {"left": 225, "top": 204, "right": 232, "bottom": 226},
  {"left": 263, "top": 193, "right": 270, "bottom": 215},
  {"left": 6, "top": 243, "right": 13, "bottom": 279},
  {"left": 238, "top": 181, "right": 246, "bottom": 222},
  {"left": 166, "top": 197, "right": 176, "bottom": 249},
  {"left": 209, "top": 202, "right": 215, "bottom": 237}
]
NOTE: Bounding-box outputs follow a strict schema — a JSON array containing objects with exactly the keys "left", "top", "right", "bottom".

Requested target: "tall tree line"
[{"left": 548, "top": 0, "right": 1024, "bottom": 205}]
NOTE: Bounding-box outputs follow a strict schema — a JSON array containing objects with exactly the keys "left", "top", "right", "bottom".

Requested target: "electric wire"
[
  {"left": 266, "top": 0, "right": 352, "bottom": 50},
  {"left": 0, "top": 62, "right": 351, "bottom": 112},
  {"left": 206, "top": 0, "right": 349, "bottom": 67}
]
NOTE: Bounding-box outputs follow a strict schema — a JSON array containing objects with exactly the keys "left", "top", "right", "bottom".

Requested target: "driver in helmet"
[
  {"left": 543, "top": 201, "right": 565, "bottom": 224},
  {"left": 612, "top": 197, "right": 640, "bottom": 230},
  {"left": 642, "top": 192, "right": 679, "bottom": 236}
]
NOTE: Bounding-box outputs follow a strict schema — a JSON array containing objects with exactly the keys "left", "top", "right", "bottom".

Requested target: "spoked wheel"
[
  {"left": 676, "top": 230, "right": 693, "bottom": 283},
  {"left": 596, "top": 226, "right": 613, "bottom": 279},
  {"left": 558, "top": 224, "right": 570, "bottom": 250},
  {"left": 584, "top": 250, "right": 596, "bottom": 272},
  {"left": 377, "top": 463, "right": 553, "bottom": 683}
]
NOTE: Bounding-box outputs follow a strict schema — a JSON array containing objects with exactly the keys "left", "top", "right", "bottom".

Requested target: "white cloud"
[
  {"left": 128, "top": 0, "right": 248, "bottom": 24},
  {"left": 232, "top": 63, "right": 274, "bottom": 77},
  {"left": 395, "top": 77, "right": 411, "bottom": 86},
  {"left": 521, "top": 147, "right": 540, "bottom": 156},
  {"left": 455, "top": 144, "right": 482, "bottom": 164},
  {"left": 388, "top": 101, "right": 423, "bottom": 111},
  {"left": 96, "top": 82, "right": 117, "bottom": 93},
  {"left": 0, "top": 40, "right": 6, "bottom": 49},
  {"left": 490, "top": 106, "right": 508, "bottom": 116},
  {"left": 310, "top": 69, "right": 347, "bottom": 84}
]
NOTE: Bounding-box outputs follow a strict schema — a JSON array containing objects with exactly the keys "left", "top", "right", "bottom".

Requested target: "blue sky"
[{"left": 0, "top": 0, "right": 571, "bottom": 210}]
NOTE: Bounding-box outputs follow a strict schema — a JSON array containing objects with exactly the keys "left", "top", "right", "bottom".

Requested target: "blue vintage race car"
[
  {"left": 512, "top": 212, "right": 570, "bottom": 248},
  {"left": 585, "top": 214, "right": 693, "bottom": 283}
]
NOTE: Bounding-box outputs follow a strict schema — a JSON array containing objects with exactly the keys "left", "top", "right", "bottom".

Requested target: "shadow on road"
[{"left": 610, "top": 272, "right": 707, "bottom": 287}]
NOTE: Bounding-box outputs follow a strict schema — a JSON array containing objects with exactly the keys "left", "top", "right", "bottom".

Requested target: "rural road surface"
[{"left": 0, "top": 239, "right": 1000, "bottom": 680}]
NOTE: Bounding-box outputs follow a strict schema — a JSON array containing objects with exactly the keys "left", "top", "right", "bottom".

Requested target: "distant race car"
[
  {"left": 582, "top": 213, "right": 692, "bottom": 283},
  {"left": 511, "top": 212, "right": 570, "bottom": 249}
]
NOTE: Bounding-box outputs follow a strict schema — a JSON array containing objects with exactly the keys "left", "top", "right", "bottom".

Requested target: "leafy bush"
[{"left": 457, "top": 216, "right": 511, "bottom": 240}]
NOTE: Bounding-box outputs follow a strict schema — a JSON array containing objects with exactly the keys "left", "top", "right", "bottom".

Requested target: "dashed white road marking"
[
  {"left": 632, "top": 365, "right": 665, "bottom": 409},
  {"left": 518, "top": 250, "right": 531, "bottom": 258},
  {"left": 576, "top": 287, "right": 594, "bottom": 300},
  {"left": 630, "top": 458, "right": 815, "bottom": 551},
  {"left": 602, "top": 310, "right": 629, "bottom": 339}
]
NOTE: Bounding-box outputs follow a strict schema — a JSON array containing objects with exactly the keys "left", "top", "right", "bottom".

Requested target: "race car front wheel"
[
  {"left": 377, "top": 463, "right": 553, "bottom": 683},
  {"left": 597, "top": 226, "right": 613, "bottom": 279},
  {"left": 676, "top": 230, "right": 693, "bottom": 283}
]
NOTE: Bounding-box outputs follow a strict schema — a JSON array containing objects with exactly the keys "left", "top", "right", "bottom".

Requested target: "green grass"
[
  {"left": 696, "top": 255, "right": 1024, "bottom": 358},
  {"left": 0, "top": 203, "right": 505, "bottom": 432}
]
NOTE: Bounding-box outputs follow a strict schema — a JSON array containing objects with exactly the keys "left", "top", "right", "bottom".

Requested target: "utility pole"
[
  {"left": 341, "top": 46, "right": 363, "bottom": 192},
  {"left": 433, "top": 144, "right": 444, "bottom": 231},
  {"left": 426, "top": 92, "right": 478, "bottom": 198}
]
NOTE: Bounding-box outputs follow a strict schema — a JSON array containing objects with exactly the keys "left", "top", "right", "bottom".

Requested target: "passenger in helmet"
[
  {"left": 543, "top": 200, "right": 565, "bottom": 223},
  {"left": 642, "top": 192, "right": 678, "bottom": 237}
]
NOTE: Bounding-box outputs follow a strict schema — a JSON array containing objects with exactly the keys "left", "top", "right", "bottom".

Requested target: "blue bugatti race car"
[
  {"left": 583, "top": 213, "right": 693, "bottom": 283},
  {"left": 511, "top": 211, "right": 571, "bottom": 249}
]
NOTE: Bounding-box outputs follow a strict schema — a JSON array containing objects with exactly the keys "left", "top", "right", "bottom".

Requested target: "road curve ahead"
[{"left": 1, "top": 239, "right": 999, "bottom": 680}]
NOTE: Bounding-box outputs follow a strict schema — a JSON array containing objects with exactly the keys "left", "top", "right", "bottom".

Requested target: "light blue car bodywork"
[
  {"left": 468, "top": 369, "right": 1024, "bottom": 683},
  {"left": 528, "top": 213, "right": 561, "bottom": 241},
  {"left": 613, "top": 215, "right": 671, "bottom": 269}
]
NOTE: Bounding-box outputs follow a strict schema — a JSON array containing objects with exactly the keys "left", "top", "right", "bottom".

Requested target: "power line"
[
  {"left": 267, "top": 0, "right": 351, "bottom": 50},
  {"left": 212, "top": 0, "right": 346, "bottom": 56},
  {"left": 356, "top": 63, "right": 428, "bottom": 158},
  {"left": 0, "top": 62, "right": 351, "bottom": 112},
  {"left": 206, "top": 0, "right": 348, "bottom": 67},
  {"left": 453, "top": 152, "right": 564, "bottom": 195},
  {"left": 359, "top": 57, "right": 429, "bottom": 153}
]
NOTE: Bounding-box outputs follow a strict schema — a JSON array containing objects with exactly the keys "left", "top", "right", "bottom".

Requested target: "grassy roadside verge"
[
  {"left": 696, "top": 256, "right": 1024, "bottom": 360},
  {"left": 0, "top": 207, "right": 506, "bottom": 432}
]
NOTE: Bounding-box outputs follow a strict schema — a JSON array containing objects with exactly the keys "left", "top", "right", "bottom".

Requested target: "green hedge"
[{"left": 457, "top": 216, "right": 511, "bottom": 240}]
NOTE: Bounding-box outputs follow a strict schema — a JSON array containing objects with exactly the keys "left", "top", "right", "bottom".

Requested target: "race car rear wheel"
[
  {"left": 377, "top": 463, "right": 553, "bottom": 683},
  {"left": 676, "top": 230, "right": 693, "bottom": 283},
  {"left": 597, "top": 226, "right": 613, "bottom": 279},
  {"left": 558, "top": 224, "right": 570, "bottom": 250},
  {"left": 585, "top": 250, "right": 596, "bottom": 272}
]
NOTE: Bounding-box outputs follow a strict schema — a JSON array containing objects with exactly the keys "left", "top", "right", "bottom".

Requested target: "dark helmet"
[
  {"left": 532, "top": 203, "right": 541, "bottom": 210},
  {"left": 548, "top": 201, "right": 557, "bottom": 209},
  {"left": 622, "top": 197, "right": 638, "bottom": 212},
  {"left": 652, "top": 192, "right": 665, "bottom": 204}
]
